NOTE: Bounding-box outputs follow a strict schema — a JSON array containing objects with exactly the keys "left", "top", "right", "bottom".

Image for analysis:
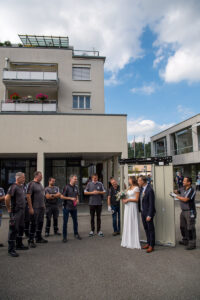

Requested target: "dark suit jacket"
[{"left": 139, "top": 184, "right": 156, "bottom": 218}]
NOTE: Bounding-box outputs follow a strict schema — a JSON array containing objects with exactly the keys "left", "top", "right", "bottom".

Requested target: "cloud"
[
  {"left": 0, "top": 0, "right": 199, "bottom": 83},
  {"left": 130, "top": 83, "right": 156, "bottom": 95},
  {"left": 177, "top": 105, "right": 195, "bottom": 120},
  {"left": 127, "top": 118, "right": 174, "bottom": 142}
]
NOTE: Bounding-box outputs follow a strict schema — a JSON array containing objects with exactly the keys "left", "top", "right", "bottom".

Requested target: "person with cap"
[
  {"left": 173, "top": 177, "right": 197, "bottom": 250},
  {"left": 5, "top": 172, "right": 29, "bottom": 257}
]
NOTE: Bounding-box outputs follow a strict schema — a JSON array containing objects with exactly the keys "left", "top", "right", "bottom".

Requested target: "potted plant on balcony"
[
  {"left": 36, "top": 93, "right": 48, "bottom": 103},
  {"left": 10, "top": 92, "right": 20, "bottom": 103}
]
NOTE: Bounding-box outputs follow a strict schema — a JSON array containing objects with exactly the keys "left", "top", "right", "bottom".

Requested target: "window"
[
  {"left": 72, "top": 67, "right": 90, "bottom": 80},
  {"left": 73, "top": 95, "right": 91, "bottom": 109},
  {"left": 172, "top": 127, "right": 193, "bottom": 155},
  {"left": 154, "top": 137, "right": 167, "bottom": 157}
]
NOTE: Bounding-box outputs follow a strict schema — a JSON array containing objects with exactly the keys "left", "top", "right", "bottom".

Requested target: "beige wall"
[
  {"left": 0, "top": 47, "right": 105, "bottom": 114},
  {"left": 0, "top": 114, "right": 127, "bottom": 157}
]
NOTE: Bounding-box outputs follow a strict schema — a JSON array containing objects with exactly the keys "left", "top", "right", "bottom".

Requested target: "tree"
[{"left": 128, "top": 142, "right": 151, "bottom": 158}]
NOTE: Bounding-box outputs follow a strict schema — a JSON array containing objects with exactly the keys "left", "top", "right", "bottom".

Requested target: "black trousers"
[
  {"left": 45, "top": 205, "right": 59, "bottom": 234},
  {"left": 180, "top": 210, "right": 196, "bottom": 246},
  {"left": 24, "top": 204, "right": 30, "bottom": 237},
  {"left": 141, "top": 213, "right": 155, "bottom": 247},
  {"left": 29, "top": 207, "right": 45, "bottom": 242},
  {"left": 8, "top": 209, "right": 25, "bottom": 252},
  {"left": 90, "top": 205, "right": 102, "bottom": 232}
]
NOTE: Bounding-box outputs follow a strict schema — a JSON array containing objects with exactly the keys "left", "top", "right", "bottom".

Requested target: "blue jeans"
[
  {"left": 63, "top": 208, "right": 78, "bottom": 239},
  {"left": 112, "top": 205, "right": 120, "bottom": 233}
]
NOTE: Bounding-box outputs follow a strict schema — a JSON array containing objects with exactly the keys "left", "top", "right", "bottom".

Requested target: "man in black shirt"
[
  {"left": 174, "top": 177, "right": 197, "bottom": 250},
  {"left": 84, "top": 174, "right": 106, "bottom": 237},
  {"left": 27, "top": 171, "right": 48, "bottom": 247},
  {"left": 45, "top": 177, "right": 61, "bottom": 237},
  {"left": 5, "top": 172, "right": 29, "bottom": 257},
  {"left": 61, "top": 175, "right": 82, "bottom": 243},
  {"left": 107, "top": 178, "right": 120, "bottom": 236},
  {"left": 0, "top": 187, "right": 5, "bottom": 247}
]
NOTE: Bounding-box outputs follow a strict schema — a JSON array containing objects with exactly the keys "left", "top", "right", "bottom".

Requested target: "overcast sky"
[{"left": 0, "top": 0, "right": 199, "bottom": 141}]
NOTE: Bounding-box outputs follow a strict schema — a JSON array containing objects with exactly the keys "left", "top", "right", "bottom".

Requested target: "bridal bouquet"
[{"left": 116, "top": 191, "right": 127, "bottom": 202}]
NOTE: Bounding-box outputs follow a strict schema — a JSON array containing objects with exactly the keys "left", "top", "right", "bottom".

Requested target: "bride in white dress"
[{"left": 121, "top": 176, "right": 141, "bottom": 249}]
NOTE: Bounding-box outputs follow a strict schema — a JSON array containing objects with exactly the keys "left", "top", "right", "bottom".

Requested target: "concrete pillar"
[
  {"left": 166, "top": 134, "right": 171, "bottom": 156},
  {"left": 107, "top": 159, "right": 112, "bottom": 182},
  {"left": 37, "top": 152, "right": 44, "bottom": 186},
  {"left": 113, "top": 155, "right": 119, "bottom": 182},
  {"left": 103, "top": 161, "right": 108, "bottom": 189},
  {"left": 192, "top": 125, "right": 198, "bottom": 153}
]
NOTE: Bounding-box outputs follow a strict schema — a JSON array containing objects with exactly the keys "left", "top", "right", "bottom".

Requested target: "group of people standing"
[{"left": 0, "top": 170, "right": 197, "bottom": 257}]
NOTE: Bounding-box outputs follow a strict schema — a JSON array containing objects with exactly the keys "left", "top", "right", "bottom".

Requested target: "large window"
[
  {"left": 197, "top": 124, "right": 200, "bottom": 150},
  {"left": 154, "top": 137, "right": 167, "bottom": 157},
  {"left": 72, "top": 66, "right": 91, "bottom": 80},
  {"left": 73, "top": 95, "right": 91, "bottom": 110},
  {"left": 172, "top": 127, "right": 193, "bottom": 155}
]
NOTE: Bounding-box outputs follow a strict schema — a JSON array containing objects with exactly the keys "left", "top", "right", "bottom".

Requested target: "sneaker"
[
  {"left": 36, "top": 238, "right": 48, "bottom": 244},
  {"left": 74, "top": 234, "right": 82, "bottom": 240},
  {"left": 89, "top": 231, "right": 94, "bottom": 237},
  {"left": 16, "top": 244, "right": 29, "bottom": 250},
  {"left": 54, "top": 232, "right": 61, "bottom": 236},
  {"left": 97, "top": 231, "right": 104, "bottom": 237},
  {"left": 112, "top": 232, "right": 118, "bottom": 236},
  {"left": 45, "top": 233, "right": 49, "bottom": 237},
  {"left": 28, "top": 241, "right": 37, "bottom": 248},
  {"left": 62, "top": 238, "right": 68, "bottom": 243},
  {"left": 8, "top": 250, "right": 19, "bottom": 257}
]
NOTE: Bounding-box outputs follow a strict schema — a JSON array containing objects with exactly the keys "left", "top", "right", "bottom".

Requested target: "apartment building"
[
  {"left": 0, "top": 35, "right": 127, "bottom": 200},
  {"left": 151, "top": 114, "right": 200, "bottom": 180}
]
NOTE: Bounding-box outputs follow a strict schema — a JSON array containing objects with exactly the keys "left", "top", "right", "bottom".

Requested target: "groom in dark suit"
[{"left": 138, "top": 176, "right": 156, "bottom": 253}]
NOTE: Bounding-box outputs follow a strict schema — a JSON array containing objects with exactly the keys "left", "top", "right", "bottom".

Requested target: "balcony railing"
[
  {"left": 73, "top": 49, "right": 100, "bottom": 57},
  {"left": 1, "top": 100, "right": 57, "bottom": 112},
  {"left": 3, "top": 70, "right": 58, "bottom": 81}
]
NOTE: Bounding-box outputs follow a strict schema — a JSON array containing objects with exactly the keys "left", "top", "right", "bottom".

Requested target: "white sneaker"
[
  {"left": 89, "top": 231, "right": 94, "bottom": 237},
  {"left": 97, "top": 231, "right": 104, "bottom": 237}
]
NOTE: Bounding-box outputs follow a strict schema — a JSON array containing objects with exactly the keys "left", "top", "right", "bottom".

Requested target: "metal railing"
[
  {"left": 1, "top": 100, "right": 57, "bottom": 112},
  {"left": 73, "top": 49, "right": 100, "bottom": 57}
]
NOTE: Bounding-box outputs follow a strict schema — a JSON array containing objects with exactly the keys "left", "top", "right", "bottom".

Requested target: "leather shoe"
[
  {"left": 74, "top": 234, "right": 82, "bottom": 240},
  {"left": 179, "top": 240, "right": 188, "bottom": 246},
  {"left": 185, "top": 245, "right": 196, "bottom": 250},
  {"left": 146, "top": 246, "right": 154, "bottom": 253},
  {"left": 36, "top": 238, "right": 48, "bottom": 243},
  {"left": 112, "top": 232, "right": 118, "bottom": 236},
  {"left": 62, "top": 238, "right": 67, "bottom": 243},
  {"left": 8, "top": 250, "right": 19, "bottom": 257},
  {"left": 16, "top": 244, "right": 29, "bottom": 250},
  {"left": 0, "top": 243, "right": 4, "bottom": 247},
  {"left": 28, "top": 241, "right": 37, "bottom": 248},
  {"left": 142, "top": 244, "right": 149, "bottom": 249}
]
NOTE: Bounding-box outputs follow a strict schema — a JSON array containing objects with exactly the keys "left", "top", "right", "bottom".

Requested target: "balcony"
[
  {"left": 3, "top": 70, "right": 58, "bottom": 87},
  {"left": 1, "top": 100, "right": 57, "bottom": 112}
]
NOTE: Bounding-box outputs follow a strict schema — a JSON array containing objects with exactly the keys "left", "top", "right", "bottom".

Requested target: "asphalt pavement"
[{"left": 0, "top": 203, "right": 199, "bottom": 300}]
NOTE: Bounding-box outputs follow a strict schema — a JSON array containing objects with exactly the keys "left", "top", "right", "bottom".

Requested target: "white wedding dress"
[{"left": 121, "top": 187, "right": 141, "bottom": 249}]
